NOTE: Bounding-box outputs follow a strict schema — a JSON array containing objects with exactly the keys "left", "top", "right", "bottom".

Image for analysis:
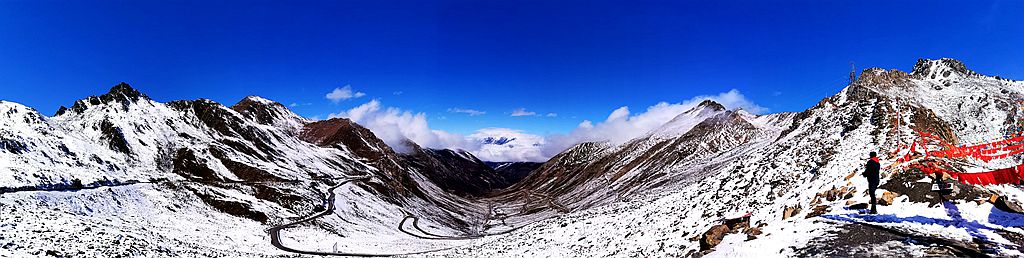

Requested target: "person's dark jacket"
[{"left": 863, "top": 157, "right": 880, "bottom": 185}]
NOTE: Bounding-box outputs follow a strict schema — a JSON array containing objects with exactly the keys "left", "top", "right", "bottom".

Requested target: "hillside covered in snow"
[{"left": 3, "top": 58, "right": 1024, "bottom": 257}]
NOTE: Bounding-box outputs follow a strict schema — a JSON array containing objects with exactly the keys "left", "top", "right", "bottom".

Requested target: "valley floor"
[{"left": 5, "top": 172, "right": 1024, "bottom": 257}]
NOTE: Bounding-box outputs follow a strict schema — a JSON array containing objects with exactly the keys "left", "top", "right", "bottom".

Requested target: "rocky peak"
[
  {"left": 853, "top": 68, "right": 912, "bottom": 88},
  {"left": 299, "top": 118, "right": 397, "bottom": 160},
  {"left": 57, "top": 82, "right": 150, "bottom": 116},
  {"left": 229, "top": 96, "right": 304, "bottom": 128},
  {"left": 695, "top": 100, "right": 726, "bottom": 112},
  {"left": 648, "top": 100, "right": 730, "bottom": 138},
  {"left": 680, "top": 110, "right": 757, "bottom": 137},
  {"left": 911, "top": 58, "right": 975, "bottom": 79},
  {"left": 105, "top": 82, "right": 147, "bottom": 103}
]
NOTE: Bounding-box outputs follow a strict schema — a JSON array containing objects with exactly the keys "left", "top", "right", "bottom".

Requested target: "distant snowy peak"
[
  {"left": 230, "top": 95, "right": 307, "bottom": 131},
  {"left": 481, "top": 136, "right": 517, "bottom": 146},
  {"left": 467, "top": 128, "right": 547, "bottom": 162},
  {"left": 648, "top": 100, "right": 728, "bottom": 138}
]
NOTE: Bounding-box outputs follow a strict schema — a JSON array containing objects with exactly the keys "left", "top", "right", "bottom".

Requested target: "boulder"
[
  {"left": 723, "top": 216, "right": 750, "bottom": 232},
  {"left": 879, "top": 191, "right": 900, "bottom": 206},
  {"left": 994, "top": 196, "right": 1024, "bottom": 214},
  {"left": 848, "top": 203, "right": 869, "bottom": 210},
  {"left": 805, "top": 205, "right": 831, "bottom": 218},
  {"left": 700, "top": 224, "right": 730, "bottom": 251},
  {"left": 845, "top": 171, "right": 858, "bottom": 181},
  {"left": 782, "top": 205, "right": 802, "bottom": 220}
]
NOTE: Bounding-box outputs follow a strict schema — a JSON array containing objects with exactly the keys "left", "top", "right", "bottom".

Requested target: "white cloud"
[
  {"left": 448, "top": 108, "right": 486, "bottom": 116},
  {"left": 325, "top": 85, "right": 366, "bottom": 103},
  {"left": 329, "top": 100, "right": 468, "bottom": 153},
  {"left": 709, "top": 89, "right": 768, "bottom": 114},
  {"left": 546, "top": 113, "right": 558, "bottom": 117},
  {"left": 393, "top": 91, "right": 404, "bottom": 95},
  {"left": 330, "top": 89, "right": 765, "bottom": 162},
  {"left": 511, "top": 108, "right": 537, "bottom": 117},
  {"left": 468, "top": 128, "right": 547, "bottom": 162},
  {"left": 329, "top": 100, "right": 548, "bottom": 161},
  {"left": 541, "top": 89, "right": 766, "bottom": 156}
]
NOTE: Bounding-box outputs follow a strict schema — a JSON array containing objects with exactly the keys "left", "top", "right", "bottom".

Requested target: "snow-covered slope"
[
  {"left": 7, "top": 58, "right": 1024, "bottom": 257},
  {"left": 0, "top": 83, "right": 490, "bottom": 257},
  {"left": 430, "top": 58, "right": 1024, "bottom": 257}
]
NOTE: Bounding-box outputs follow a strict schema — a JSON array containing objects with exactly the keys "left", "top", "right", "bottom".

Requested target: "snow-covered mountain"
[
  {"left": 431, "top": 58, "right": 1024, "bottom": 257},
  {"left": 6, "top": 58, "right": 1024, "bottom": 257},
  {"left": 0, "top": 83, "right": 497, "bottom": 256},
  {"left": 401, "top": 146, "right": 509, "bottom": 197},
  {"left": 485, "top": 161, "right": 544, "bottom": 185}
]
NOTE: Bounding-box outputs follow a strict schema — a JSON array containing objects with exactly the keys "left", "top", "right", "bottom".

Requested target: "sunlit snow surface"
[{"left": 4, "top": 59, "right": 1024, "bottom": 257}]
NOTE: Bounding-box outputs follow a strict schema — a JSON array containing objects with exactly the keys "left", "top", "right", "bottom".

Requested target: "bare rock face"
[
  {"left": 910, "top": 105, "right": 960, "bottom": 146},
  {"left": 699, "top": 216, "right": 755, "bottom": 252},
  {"left": 855, "top": 68, "right": 913, "bottom": 88},
  {"left": 815, "top": 186, "right": 855, "bottom": 204}
]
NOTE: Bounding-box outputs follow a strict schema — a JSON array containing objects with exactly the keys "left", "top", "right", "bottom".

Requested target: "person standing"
[{"left": 863, "top": 151, "right": 881, "bottom": 214}]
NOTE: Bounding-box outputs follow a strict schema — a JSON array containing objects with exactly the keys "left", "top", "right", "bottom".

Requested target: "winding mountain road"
[{"left": 267, "top": 175, "right": 485, "bottom": 257}]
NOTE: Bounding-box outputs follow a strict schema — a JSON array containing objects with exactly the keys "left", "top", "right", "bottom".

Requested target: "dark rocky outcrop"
[
  {"left": 209, "top": 148, "right": 285, "bottom": 182},
  {"left": 0, "top": 139, "right": 29, "bottom": 154},
  {"left": 191, "top": 188, "right": 268, "bottom": 223},
  {"left": 62, "top": 82, "right": 149, "bottom": 115},
  {"left": 98, "top": 118, "right": 131, "bottom": 154},
  {"left": 168, "top": 99, "right": 280, "bottom": 158},
  {"left": 402, "top": 147, "right": 508, "bottom": 197},
  {"left": 485, "top": 162, "right": 543, "bottom": 185},
  {"left": 172, "top": 148, "right": 220, "bottom": 182}
]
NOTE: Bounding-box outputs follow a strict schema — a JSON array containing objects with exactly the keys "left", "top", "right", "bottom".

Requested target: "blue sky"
[{"left": 1, "top": 0, "right": 1022, "bottom": 137}]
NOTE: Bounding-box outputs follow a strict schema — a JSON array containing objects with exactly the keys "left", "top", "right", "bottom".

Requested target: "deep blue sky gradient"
[{"left": 1, "top": 1, "right": 1022, "bottom": 135}]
